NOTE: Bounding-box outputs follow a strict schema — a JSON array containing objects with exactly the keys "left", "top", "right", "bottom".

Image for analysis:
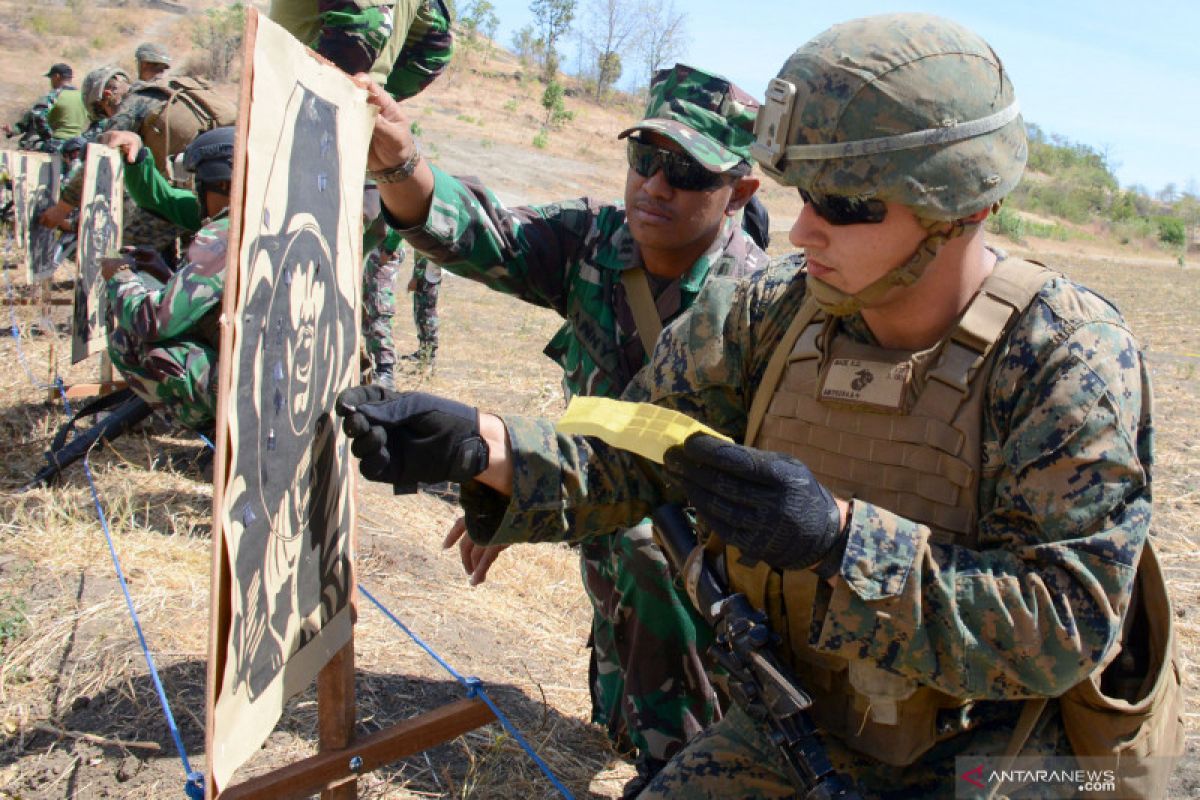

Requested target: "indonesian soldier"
[
  {"left": 3, "top": 63, "right": 88, "bottom": 151},
  {"left": 353, "top": 63, "right": 768, "bottom": 794},
  {"left": 271, "top": 0, "right": 454, "bottom": 100},
  {"left": 336, "top": 13, "right": 1181, "bottom": 799},
  {"left": 403, "top": 251, "right": 440, "bottom": 367},
  {"left": 361, "top": 220, "right": 406, "bottom": 388},
  {"left": 100, "top": 127, "right": 235, "bottom": 431}
]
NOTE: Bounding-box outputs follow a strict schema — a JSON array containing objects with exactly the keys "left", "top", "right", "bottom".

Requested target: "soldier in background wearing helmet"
[
  {"left": 334, "top": 13, "right": 1176, "bottom": 798},
  {"left": 135, "top": 42, "right": 171, "bottom": 83},
  {"left": 99, "top": 126, "right": 235, "bottom": 431},
  {"left": 41, "top": 65, "right": 187, "bottom": 264}
]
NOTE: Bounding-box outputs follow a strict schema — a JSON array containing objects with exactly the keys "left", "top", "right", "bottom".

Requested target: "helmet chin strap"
[{"left": 806, "top": 216, "right": 983, "bottom": 317}]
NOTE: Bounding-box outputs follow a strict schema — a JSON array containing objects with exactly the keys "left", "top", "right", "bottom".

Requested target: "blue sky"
[{"left": 480, "top": 0, "right": 1199, "bottom": 194}]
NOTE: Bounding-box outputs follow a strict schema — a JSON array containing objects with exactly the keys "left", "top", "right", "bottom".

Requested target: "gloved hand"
[
  {"left": 334, "top": 386, "right": 489, "bottom": 492},
  {"left": 663, "top": 434, "right": 846, "bottom": 572}
]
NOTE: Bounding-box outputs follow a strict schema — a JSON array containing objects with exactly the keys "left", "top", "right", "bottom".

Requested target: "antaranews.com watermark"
[{"left": 954, "top": 756, "right": 1179, "bottom": 798}]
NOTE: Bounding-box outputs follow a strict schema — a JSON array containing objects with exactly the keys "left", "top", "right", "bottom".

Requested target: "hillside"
[{"left": 0, "top": 7, "right": 1197, "bottom": 800}]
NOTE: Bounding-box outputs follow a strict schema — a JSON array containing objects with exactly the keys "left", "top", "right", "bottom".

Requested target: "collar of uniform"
[
  {"left": 608, "top": 213, "right": 740, "bottom": 295},
  {"left": 677, "top": 214, "right": 740, "bottom": 294}
]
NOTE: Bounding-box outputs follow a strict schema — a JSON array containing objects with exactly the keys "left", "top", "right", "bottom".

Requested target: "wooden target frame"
[{"left": 205, "top": 10, "right": 493, "bottom": 799}]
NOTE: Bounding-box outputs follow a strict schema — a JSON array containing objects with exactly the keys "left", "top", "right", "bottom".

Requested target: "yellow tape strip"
[{"left": 555, "top": 396, "right": 731, "bottom": 464}]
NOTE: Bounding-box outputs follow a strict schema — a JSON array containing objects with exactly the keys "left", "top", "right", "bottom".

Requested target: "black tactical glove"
[
  {"left": 663, "top": 434, "right": 846, "bottom": 573},
  {"left": 334, "top": 386, "right": 489, "bottom": 493}
]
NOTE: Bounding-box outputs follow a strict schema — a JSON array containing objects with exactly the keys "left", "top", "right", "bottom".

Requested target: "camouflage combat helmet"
[
  {"left": 619, "top": 63, "right": 759, "bottom": 173},
  {"left": 81, "top": 65, "right": 130, "bottom": 117},
  {"left": 135, "top": 42, "right": 171, "bottom": 66},
  {"left": 752, "top": 13, "right": 1026, "bottom": 221}
]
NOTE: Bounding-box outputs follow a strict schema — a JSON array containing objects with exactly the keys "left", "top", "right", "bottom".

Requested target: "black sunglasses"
[
  {"left": 799, "top": 188, "right": 887, "bottom": 225},
  {"left": 626, "top": 137, "right": 727, "bottom": 192}
]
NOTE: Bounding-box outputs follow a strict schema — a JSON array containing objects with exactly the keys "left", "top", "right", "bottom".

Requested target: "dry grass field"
[{"left": 0, "top": 7, "right": 1197, "bottom": 799}]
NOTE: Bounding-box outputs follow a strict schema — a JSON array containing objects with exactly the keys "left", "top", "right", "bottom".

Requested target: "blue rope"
[
  {"left": 4, "top": 270, "right": 203, "bottom": 798},
  {"left": 358, "top": 584, "right": 575, "bottom": 800},
  {"left": 4, "top": 266, "right": 56, "bottom": 390}
]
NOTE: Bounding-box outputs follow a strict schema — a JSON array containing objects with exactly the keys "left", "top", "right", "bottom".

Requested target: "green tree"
[
  {"left": 458, "top": 0, "right": 500, "bottom": 62},
  {"left": 530, "top": 0, "right": 577, "bottom": 81},
  {"left": 190, "top": 2, "right": 246, "bottom": 81},
  {"left": 579, "top": 0, "right": 638, "bottom": 100},
  {"left": 596, "top": 51, "right": 622, "bottom": 99}
]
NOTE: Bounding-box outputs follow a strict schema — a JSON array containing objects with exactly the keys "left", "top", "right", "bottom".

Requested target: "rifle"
[
  {"left": 651, "top": 503, "right": 860, "bottom": 800},
  {"left": 21, "top": 389, "right": 153, "bottom": 492}
]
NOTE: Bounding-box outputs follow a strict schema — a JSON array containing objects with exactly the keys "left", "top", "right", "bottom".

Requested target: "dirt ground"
[{"left": 0, "top": 11, "right": 1197, "bottom": 800}]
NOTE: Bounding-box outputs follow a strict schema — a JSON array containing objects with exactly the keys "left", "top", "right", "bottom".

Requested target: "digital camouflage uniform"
[
  {"left": 466, "top": 254, "right": 1152, "bottom": 798},
  {"left": 396, "top": 64, "right": 768, "bottom": 770},
  {"left": 105, "top": 214, "right": 228, "bottom": 429},
  {"left": 408, "top": 252, "right": 439, "bottom": 360},
  {"left": 363, "top": 227, "right": 404, "bottom": 371},
  {"left": 270, "top": 0, "right": 453, "bottom": 100},
  {"left": 454, "top": 16, "right": 1156, "bottom": 799}
]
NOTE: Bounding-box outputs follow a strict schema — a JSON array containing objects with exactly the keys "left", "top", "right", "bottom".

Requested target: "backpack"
[{"left": 138, "top": 77, "right": 238, "bottom": 177}]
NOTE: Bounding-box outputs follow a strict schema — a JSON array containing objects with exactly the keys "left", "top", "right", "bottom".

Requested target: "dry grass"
[{"left": 0, "top": 23, "right": 1197, "bottom": 800}]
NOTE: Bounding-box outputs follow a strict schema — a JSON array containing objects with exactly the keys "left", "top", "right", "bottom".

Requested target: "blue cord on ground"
[
  {"left": 358, "top": 584, "right": 577, "bottom": 800},
  {"left": 8, "top": 264, "right": 569, "bottom": 798},
  {"left": 4, "top": 274, "right": 200, "bottom": 798}
]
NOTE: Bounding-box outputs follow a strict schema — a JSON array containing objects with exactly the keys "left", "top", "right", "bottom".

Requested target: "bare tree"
[
  {"left": 637, "top": 0, "right": 688, "bottom": 85},
  {"left": 578, "top": 0, "right": 641, "bottom": 100}
]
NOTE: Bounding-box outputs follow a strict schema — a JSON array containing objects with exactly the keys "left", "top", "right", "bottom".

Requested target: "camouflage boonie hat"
[
  {"left": 618, "top": 63, "right": 759, "bottom": 172},
  {"left": 752, "top": 13, "right": 1026, "bottom": 220},
  {"left": 135, "top": 42, "right": 171, "bottom": 66},
  {"left": 82, "top": 65, "right": 130, "bottom": 111}
]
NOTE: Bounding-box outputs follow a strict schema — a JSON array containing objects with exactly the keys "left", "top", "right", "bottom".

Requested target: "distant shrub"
[
  {"left": 541, "top": 81, "right": 573, "bottom": 128},
  {"left": 532, "top": 131, "right": 548, "bottom": 149},
  {"left": 988, "top": 207, "right": 1026, "bottom": 242},
  {"left": 1155, "top": 216, "right": 1186, "bottom": 246}
]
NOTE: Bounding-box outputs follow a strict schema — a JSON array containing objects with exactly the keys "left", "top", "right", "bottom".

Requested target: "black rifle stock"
[
  {"left": 21, "top": 390, "right": 153, "bottom": 491},
  {"left": 651, "top": 503, "right": 860, "bottom": 800}
]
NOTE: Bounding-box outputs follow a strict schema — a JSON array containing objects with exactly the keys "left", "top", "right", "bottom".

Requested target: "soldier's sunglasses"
[
  {"left": 626, "top": 137, "right": 728, "bottom": 192},
  {"left": 799, "top": 188, "right": 888, "bottom": 225}
]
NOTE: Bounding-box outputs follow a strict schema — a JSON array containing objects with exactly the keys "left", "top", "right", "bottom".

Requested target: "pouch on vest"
[
  {"left": 140, "top": 78, "right": 238, "bottom": 176},
  {"left": 1059, "top": 541, "right": 1185, "bottom": 798}
]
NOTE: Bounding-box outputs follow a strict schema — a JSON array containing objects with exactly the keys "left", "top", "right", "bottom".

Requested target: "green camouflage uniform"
[
  {"left": 363, "top": 227, "right": 404, "bottom": 370},
  {"left": 409, "top": 253, "right": 438, "bottom": 360},
  {"left": 396, "top": 64, "right": 767, "bottom": 768},
  {"left": 465, "top": 254, "right": 1152, "bottom": 798},
  {"left": 105, "top": 214, "right": 228, "bottom": 429},
  {"left": 270, "top": 0, "right": 453, "bottom": 100},
  {"left": 8, "top": 86, "right": 86, "bottom": 151}
]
